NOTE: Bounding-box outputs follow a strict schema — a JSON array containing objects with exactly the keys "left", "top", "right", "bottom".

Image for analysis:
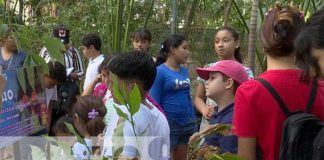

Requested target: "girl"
[
  {"left": 233, "top": 5, "right": 324, "bottom": 160},
  {"left": 295, "top": 9, "right": 324, "bottom": 81},
  {"left": 81, "top": 54, "right": 115, "bottom": 102},
  {"left": 132, "top": 28, "right": 152, "bottom": 52},
  {"left": 72, "top": 95, "right": 107, "bottom": 159},
  {"left": 150, "top": 34, "right": 196, "bottom": 160},
  {"left": 194, "top": 26, "right": 253, "bottom": 130}
]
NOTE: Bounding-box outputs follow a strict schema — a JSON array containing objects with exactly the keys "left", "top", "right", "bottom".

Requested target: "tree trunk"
[
  {"left": 224, "top": 0, "right": 232, "bottom": 27},
  {"left": 171, "top": 0, "right": 177, "bottom": 34},
  {"left": 184, "top": 0, "right": 200, "bottom": 36},
  {"left": 18, "top": 0, "right": 23, "bottom": 24},
  {"left": 247, "top": 0, "right": 258, "bottom": 73}
]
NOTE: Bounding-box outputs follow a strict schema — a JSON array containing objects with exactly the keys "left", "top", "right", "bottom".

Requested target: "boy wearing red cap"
[{"left": 196, "top": 60, "right": 249, "bottom": 154}]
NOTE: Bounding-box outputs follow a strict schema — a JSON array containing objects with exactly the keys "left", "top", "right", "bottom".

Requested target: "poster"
[{"left": 0, "top": 66, "right": 47, "bottom": 148}]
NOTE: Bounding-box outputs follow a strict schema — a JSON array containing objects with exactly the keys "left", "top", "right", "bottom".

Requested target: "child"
[
  {"left": 233, "top": 5, "right": 324, "bottom": 160},
  {"left": 150, "top": 34, "right": 196, "bottom": 160},
  {"left": 81, "top": 54, "right": 115, "bottom": 100},
  {"left": 194, "top": 26, "right": 253, "bottom": 131},
  {"left": 196, "top": 60, "right": 249, "bottom": 153},
  {"left": 72, "top": 95, "right": 107, "bottom": 159},
  {"left": 132, "top": 28, "right": 152, "bottom": 52},
  {"left": 81, "top": 33, "right": 105, "bottom": 90},
  {"left": 52, "top": 115, "right": 76, "bottom": 159},
  {"left": 107, "top": 50, "right": 170, "bottom": 159}
]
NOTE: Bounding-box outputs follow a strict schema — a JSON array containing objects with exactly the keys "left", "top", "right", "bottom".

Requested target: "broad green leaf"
[
  {"left": 112, "top": 117, "right": 126, "bottom": 158},
  {"left": 114, "top": 104, "right": 129, "bottom": 122},
  {"left": 64, "top": 122, "right": 91, "bottom": 153},
  {"left": 0, "top": 24, "right": 8, "bottom": 38},
  {"left": 112, "top": 74, "right": 125, "bottom": 105},
  {"left": 44, "top": 136, "right": 75, "bottom": 159},
  {"left": 43, "top": 36, "right": 65, "bottom": 64},
  {"left": 36, "top": 66, "right": 45, "bottom": 90},
  {"left": 30, "top": 145, "right": 46, "bottom": 160},
  {"left": 26, "top": 67, "right": 35, "bottom": 90},
  {"left": 16, "top": 68, "right": 26, "bottom": 94},
  {"left": 129, "top": 83, "right": 141, "bottom": 116},
  {"left": 30, "top": 54, "right": 49, "bottom": 75},
  {"left": 207, "top": 153, "right": 241, "bottom": 160}
]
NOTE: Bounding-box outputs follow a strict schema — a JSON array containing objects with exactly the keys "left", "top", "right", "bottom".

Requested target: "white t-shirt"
[
  {"left": 83, "top": 54, "right": 104, "bottom": 90},
  {"left": 102, "top": 100, "right": 170, "bottom": 160},
  {"left": 45, "top": 86, "right": 58, "bottom": 107},
  {"left": 72, "top": 138, "right": 92, "bottom": 160}
]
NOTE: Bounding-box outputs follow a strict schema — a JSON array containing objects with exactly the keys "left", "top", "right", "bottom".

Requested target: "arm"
[
  {"left": 149, "top": 68, "right": 163, "bottom": 104},
  {"left": 81, "top": 74, "right": 101, "bottom": 96},
  {"left": 238, "top": 137, "right": 257, "bottom": 160},
  {"left": 233, "top": 84, "right": 258, "bottom": 160}
]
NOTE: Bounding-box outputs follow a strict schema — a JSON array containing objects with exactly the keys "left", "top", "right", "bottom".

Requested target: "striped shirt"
[{"left": 39, "top": 46, "right": 85, "bottom": 80}]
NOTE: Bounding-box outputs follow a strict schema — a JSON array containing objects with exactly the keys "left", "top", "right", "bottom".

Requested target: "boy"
[
  {"left": 132, "top": 28, "right": 151, "bottom": 52},
  {"left": 107, "top": 50, "right": 170, "bottom": 159},
  {"left": 81, "top": 33, "right": 104, "bottom": 90},
  {"left": 40, "top": 25, "right": 84, "bottom": 82},
  {"left": 196, "top": 60, "right": 248, "bottom": 154}
]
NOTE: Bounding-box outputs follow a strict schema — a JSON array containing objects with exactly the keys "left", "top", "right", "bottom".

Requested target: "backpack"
[{"left": 256, "top": 78, "right": 323, "bottom": 160}]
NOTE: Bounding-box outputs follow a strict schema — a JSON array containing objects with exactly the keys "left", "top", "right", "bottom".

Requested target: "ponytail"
[
  {"left": 155, "top": 34, "right": 187, "bottom": 67},
  {"left": 155, "top": 43, "right": 168, "bottom": 67}
]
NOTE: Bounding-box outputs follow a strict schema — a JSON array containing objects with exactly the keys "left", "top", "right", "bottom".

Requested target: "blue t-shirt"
[
  {"left": 204, "top": 103, "right": 237, "bottom": 154},
  {"left": 0, "top": 48, "right": 27, "bottom": 70},
  {"left": 149, "top": 64, "right": 195, "bottom": 125}
]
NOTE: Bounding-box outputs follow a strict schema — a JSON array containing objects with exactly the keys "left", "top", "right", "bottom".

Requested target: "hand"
[
  {"left": 95, "top": 74, "right": 102, "bottom": 83},
  {"left": 69, "top": 72, "right": 79, "bottom": 80},
  {"left": 202, "top": 104, "right": 214, "bottom": 120}
]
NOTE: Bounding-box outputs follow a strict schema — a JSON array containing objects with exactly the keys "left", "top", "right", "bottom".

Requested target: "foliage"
[{"left": 188, "top": 124, "right": 240, "bottom": 160}]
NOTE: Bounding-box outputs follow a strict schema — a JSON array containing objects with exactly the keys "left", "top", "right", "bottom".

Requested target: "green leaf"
[
  {"left": 114, "top": 104, "right": 129, "bottom": 121},
  {"left": 0, "top": 24, "right": 9, "bottom": 38},
  {"left": 207, "top": 153, "right": 241, "bottom": 160},
  {"left": 30, "top": 54, "right": 49, "bottom": 75},
  {"left": 30, "top": 145, "right": 46, "bottom": 160},
  {"left": 16, "top": 68, "right": 26, "bottom": 94},
  {"left": 44, "top": 136, "right": 75, "bottom": 159},
  {"left": 26, "top": 67, "right": 35, "bottom": 90},
  {"left": 112, "top": 74, "right": 125, "bottom": 105},
  {"left": 64, "top": 122, "right": 91, "bottom": 153},
  {"left": 112, "top": 117, "right": 126, "bottom": 158},
  {"left": 129, "top": 83, "right": 141, "bottom": 116},
  {"left": 42, "top": 36, "right": 65, "bottom": 64}
]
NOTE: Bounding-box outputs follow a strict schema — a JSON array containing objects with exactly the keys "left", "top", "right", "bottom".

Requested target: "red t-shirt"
[{"left": 233, "top": 69, "right": 324, "bottom": 160}]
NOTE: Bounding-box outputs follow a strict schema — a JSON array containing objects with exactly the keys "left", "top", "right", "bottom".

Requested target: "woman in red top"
[{"left": 233, "top": 5, "right": 324, "bottom": 160}]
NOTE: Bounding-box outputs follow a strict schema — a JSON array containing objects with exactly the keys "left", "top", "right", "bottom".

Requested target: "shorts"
[{"left": 168, "top": 120, "right": 197, "bottom": 150}]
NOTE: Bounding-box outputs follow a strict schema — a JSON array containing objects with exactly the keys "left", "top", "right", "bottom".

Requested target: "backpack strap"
[
  {"left": 256, "top": 78, "right": 318, "bottom": 117},
  {"left": 255, "top": 78, "right": 290, "bottom": 117},
  {"left": 306, "top": 79, "right": 318, "bottom": 113}
]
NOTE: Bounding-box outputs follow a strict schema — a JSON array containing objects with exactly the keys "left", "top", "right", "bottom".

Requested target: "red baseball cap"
[{"left": 196, "top": 60, "right": 249, "bottom": 84}]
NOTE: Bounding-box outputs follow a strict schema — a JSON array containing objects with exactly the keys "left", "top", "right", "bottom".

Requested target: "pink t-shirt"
[
  {"left": 92, "top": 82, "right": 108, "bottom": 98},
  {"left": 233, "top": 69, "right": 324, "bottom": 160}
]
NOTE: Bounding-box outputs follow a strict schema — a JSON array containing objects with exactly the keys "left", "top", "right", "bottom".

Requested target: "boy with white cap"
[{"left": 196, "top": 60, "right": 249, "bottom": 154}]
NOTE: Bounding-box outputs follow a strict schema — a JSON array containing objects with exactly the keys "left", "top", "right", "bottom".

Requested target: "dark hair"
[
  {"left": 53, "top": 115, "right": 74, "bottom": 135},
  {"left": 82, "top": 33, "right": 101, "bottom": 50},
  {"left": 155, "top": 34, "right": 186, "bottom": 66},
  {"left": 261, "top": 5, "right": 305, "bottom": 57},
  {"left": 48, "top": 61, "right": 67, "bottom": 83},
  {"left": 132, "top": 28, "right": 152, "bottom": 42},
  {"left": 216, "top": 26, "right": 243, "bottom": 63},
  {"left": 108, "top": 50, "right": 156, "bottom": 91},
  {"left": 72, "top": 95, "right": 106, "bottom": 137},
  {"left": 295, "top": 9, "right": 324, "bottom": 81},
  {"left": 97, "top": 54, "right": 116, "bottom": 73}
]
